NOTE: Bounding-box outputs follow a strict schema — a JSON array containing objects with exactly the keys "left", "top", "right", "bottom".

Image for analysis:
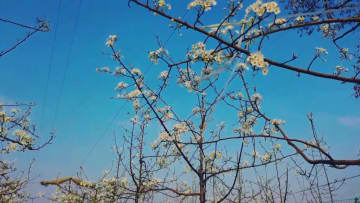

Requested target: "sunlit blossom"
[
  {"left": 295, "top": 16, "right": 305, "bottom": 23},
  {"left": 315, "top": 47, "right": 328, "bottom": 55},
  {"left": 115, "top": 82, "right": 128, "bottom": 90},
  {"left": 271, "top": 119, "right": 285, "bottom": 125},
  {"left": 261, "top": 153, "right": 271, "bottom": 162},
  {"left": 246, "top": 52, "right": 269, "bottom": 71},
  {"left": 105, "top": 35, "right": 117, "bottom": 47},
  {"left": 158, "top": 0, "right": 166, "bottom": 7},
  {"left": 158, "top": 71, "right": 169, "bottom": 79},
  {"left": 188, "top": 0, "right": 217, "bottom": 11},
  {"left": 252, "top": 151, "right": 259, "bottom": 158},
  {"left": 131, "top": 68, "right": 142, "bottom": 76}
]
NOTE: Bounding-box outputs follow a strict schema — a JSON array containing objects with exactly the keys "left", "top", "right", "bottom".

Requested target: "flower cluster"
[
  {"left": 143, "top": 178, "right": 162, "bottom": 190},
  {"left": 123, "top": 89, "right": 141, "bottom": 99},
  {"left": 295, "top": 16, "right": 305, "bottom": 23},
  {"left": 143, "top": 90, "right": 157, "bottom": 101},
  {"left": 271, "top": 119, "right": 285, "bottom": 125},
  {"left": 246, "top": 51, "right": 269, "bottom": 75},
  {"left": 171, "top": 143, "right": 185, "bottom": 156},
  {"left": 151, "top": 139, "right": 159, "bottom": 150},
  {"left": 237, "top": 111, "right": 244, "bottom": 119},
  {"left": 158, "top": 71, "right": 169, "bottom": 80},
  {"left": 273, "top": 143, "right": 281, "bottom": 150},
  {"left": 275, "top": 18, "right": 286, "bottom": 25},
  {"left": 340, "top": 48, "right": 348, "bottom": 55},
  {"left": 263, "top": 1, "right": 280, "bottom": 14},
  {"left": 177, "top": 68, "right": 200, "bottom": 92},
  {"left": 187, "top": 0, "right": 217, "bottom": 11},
  {"left": 251, "top": 93, "right": 263, "bottom": 105},
  {"left": 230, "top": 92, "right": 244, "bottom": 100},
  {"left": 311, "top": 16, "right": 320, "bottom": 21},
  {"left": 173, "top": 122, "right": 188, "bottom": 135},
  {"left": 204, "top": 155, "right": 220, "bottom": 173},
  {"left": 163, "top": 112, "right": 174, "bottom": 121},
  {"left": 236, "top": 63, "right": 249, "bottom": 71},
  {"left": 159, "top": 131, "right": 172, "bottom": 141},
  {"left": 187, "top": 42, "right": 225, "bottom": 64},
  {"left": 272, "top": 18, "right": 286, "bottom": 27},
  {"left": 321, "top": 24, "right": 330, "bottom": 37},
  {"left": 157, "top": 106, "right": 173, "bottom": 121},
  {"left": 149, "top": 47, "right": 165, "bottom": 64},
  {"left": 209, "top": 151, "right": 222, "bottom": 160},
  {"left": 234, "top": 113, "right": 258, "bottom": 136},
  {"left": 261, "top": 153, "right": 271, "bottom": 163},
  {"left": 20, "top": 134, "right": 33, "bottom": 146},
  {"left": 131, "top": 68, "right": 142, "bottom": 76},
  {"left": 105, "top": 35, "right": 117, "bottom": 47},
  {"left": 201, "top": 66, "right": 213, "bottom": 76},
  {"left": 0, "top": 105, "right": 38, "bottom": 152},
  {"left": 157, "top": 0, "right": 171, "bottom": 10},
  {"left": 334, "top": 65, "right": 348, "bottom": 76},
  {"left": 242, "top": 160, "right": 249, "bottom": 167},
  {"left": 247, "top": 0, "right": 280, "bottom": 17},
  {"left": 220, "top": 25, "right": 234, "bottom": 35},
  {"left": 158, "top": 0, "right": 165, "bottom": 7},
  {"left": 156, "top": 157, "right": 168, "bottom": 168},
  {"left": 252, "top": 151, "right": 259, "bottom": 158},
  {"left": 315, "top": 47, "right": 328, "bottom": 55},
  {"left": 113, "top": 66, "right": 127, "bottom": 75},
  {"left": 96, "top": 66, "right": 111, "bottom": 73},
  {"left": 115, "top": 81, "right": 128, "bottom": 90},
  {"left": 132, "top": 99, "right": 141, "bottom": 111},
  {"left": 187, "top": 42, "right": 205, "bottom": 60},
  {"left": 50, "top": 175, "right": 132, "bottom": 203}
]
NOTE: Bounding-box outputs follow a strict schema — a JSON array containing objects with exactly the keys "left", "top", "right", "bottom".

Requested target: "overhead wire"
[
  {"left": 51, "top": 0, "right": 83, "bottom": 130},
  {"left": 79, "top": 104, "right": 126, "bottom": 166},
  {"left": 40, "top": 0, "right": 63, "bottom": 133}
]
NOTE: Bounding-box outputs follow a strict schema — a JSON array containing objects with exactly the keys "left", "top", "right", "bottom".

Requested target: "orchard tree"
[
  {"left": 43, "top": 0, "right": 360, "bottom": 202},
  {"left": 0, "top": 103, "right": 54, "bottom": 202},
  {"left": 0, "top": 18, "right": 53, "bottom": 202}
]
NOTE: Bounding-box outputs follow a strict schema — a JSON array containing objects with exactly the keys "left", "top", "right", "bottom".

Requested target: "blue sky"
[{"left": 1, "top": 0, "right": 359, "bottom": 200}]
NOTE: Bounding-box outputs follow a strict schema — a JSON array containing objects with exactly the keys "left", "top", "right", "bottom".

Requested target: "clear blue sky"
[{"left": 0, "top": 0, "right": 359, "bottom": 200}]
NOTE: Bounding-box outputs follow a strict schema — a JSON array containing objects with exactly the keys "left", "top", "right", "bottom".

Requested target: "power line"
[
  {"left": 40, "top": 0, "right": 63, "bottom": 133},
  {"left": 51, "top": 0, "right": 83, "bottom": 130},
  {"left": 79, "top": 102, "right": 128, "bottom": 166}
]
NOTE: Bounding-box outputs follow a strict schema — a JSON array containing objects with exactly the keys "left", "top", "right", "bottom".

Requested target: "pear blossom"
[
  {"left": 105, "top": 35, "right": 117, "bottom": 47},
  {"left": 261, "top": 153, "right": 271, "bottom": 162},
  {"left": 158, "top": 71, "right": 169, "bottom": 79},
  {"left": 271, "top": 119, "right": 285, "bottom": 125},
  {"left": 115, "top": 82, "right": 128, "bottom": 90},
  {"left": 188, "top": 0, "right": 217, "bottom": 11},
  {"left": 246, "top": 52, "right": 269, "bottom": 70},
  {"left": 296, "top": 16, "right": 305, "bottom": 23},
  {"left": 131, "top": 68, "right": 142, "bottom": 76},
  {"left": 315, "top": 47, "right": 328, "bottom": 55}
]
